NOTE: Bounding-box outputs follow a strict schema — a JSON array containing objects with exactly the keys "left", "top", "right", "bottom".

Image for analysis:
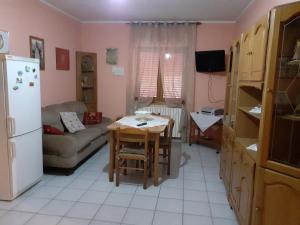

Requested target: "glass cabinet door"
[{"left": 269, "top": 14, "right": 300, "bottom": 169}]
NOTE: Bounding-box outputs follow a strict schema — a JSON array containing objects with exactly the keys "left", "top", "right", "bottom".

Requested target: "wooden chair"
[
  {"left": 115, "top": 127, "right": 151, "bottom": 189},
  {"left": 151, "top": 118, "right": 175, "bottom": 175}
]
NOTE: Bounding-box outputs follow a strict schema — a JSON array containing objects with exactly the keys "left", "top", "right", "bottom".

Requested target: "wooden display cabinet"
[
  {"left": 239, "top": 15, "right": 269, "bottom": 82},
  {"left": 259, "top": 2, "right": 300, "bottom": 179},
  {"left": 76, "top": 51, "right": 97, "bottom": 112},
  {"left": 253, "top": 3, "right": 300, "bottom": 225},
  {"left": 220, "top": 40, "right": 240, "bottom": 196}
]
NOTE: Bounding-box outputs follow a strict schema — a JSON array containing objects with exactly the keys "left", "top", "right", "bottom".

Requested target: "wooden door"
[
  {"left": 252, "top": 168, "right": 300, "bottom": 225},
  {"left": 239, "top": 31, "right": 252, "bottom": 81},
  {"left": 250, "top": 15, "right": 269, "bottom": 81},
  {"left": 224, "top": 128, "right": 234, "bottom": 191},
  {"left": 230, "top": 140, "right": 242, "bottom": 208},
  {"left": 259, "top": 3, "right": 300, "bottom": 179},
  {"left": 238, "top": 153, "right": 255, "bottom": 225}
]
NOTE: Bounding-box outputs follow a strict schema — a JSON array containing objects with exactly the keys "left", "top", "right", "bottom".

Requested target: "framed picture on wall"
[
  {"left": 56, "top": 47, "right": 70, "bottom": 70},
  {"left": 29, "top": 36, "right": 45, "bottom": 70},
  {"left": 106, "top": 48, "right": 118, "bottom": 65}
]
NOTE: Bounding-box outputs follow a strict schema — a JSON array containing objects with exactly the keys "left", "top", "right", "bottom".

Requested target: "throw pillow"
[
  {"left": 83, "top": 112, "right": 102, "bottom": 125},
  {"left": 60, "top": 112, "right": 86, "bottom": 133},
  {"left": 43, "top": 125, "right": 64, "bottom": 135}
]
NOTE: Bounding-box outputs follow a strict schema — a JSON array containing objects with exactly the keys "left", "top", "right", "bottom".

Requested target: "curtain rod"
[{"left": 127, "top": 21, "right": 202, "bottom": 25}]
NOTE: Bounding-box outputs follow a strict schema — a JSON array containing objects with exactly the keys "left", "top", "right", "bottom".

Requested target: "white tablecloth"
[
  {"left": 117, "top": 115, "right": 169, "bottom": 128},
  {"left": 190, "top": 112, "right": 222, "bottom": 132}
]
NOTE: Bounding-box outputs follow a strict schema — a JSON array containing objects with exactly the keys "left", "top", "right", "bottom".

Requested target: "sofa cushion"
[
  {"left": 65, "top": 127, "right": 101, "bottom": 152},
  {"left": 42, "top": 110, "right": 64, "bottom": 132},
  {"left": 43, "top": 125, "right": 64, "bottom": 135},
  {"left": 83, "top": 112, "right": 102, "bottom": 125},
  {"left": 43, "top": 135, "right": 78, "bottom": 158},
  {"left": 42, "top": 101, "right": 87, "bottom": 122},
  {"left": 43, "top": 127, "right": 101, "bottom": 157},
  {"left": 60, "top": 112, "right": 86, "bottom": 133},
  {"left": 85, "top": 117, "right": 112, "bottom": 136}
]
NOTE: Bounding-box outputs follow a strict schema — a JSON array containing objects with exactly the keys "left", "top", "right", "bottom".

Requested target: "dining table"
[{"left": 106, "top": 115, "right": 170, "bottom": 186}]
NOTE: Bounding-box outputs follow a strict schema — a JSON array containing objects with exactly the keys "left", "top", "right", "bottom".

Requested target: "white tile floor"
[{"left": 0, "top": 142, "right": 238, "bottom": 225}]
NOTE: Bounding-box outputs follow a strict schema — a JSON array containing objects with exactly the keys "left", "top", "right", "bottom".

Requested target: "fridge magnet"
[
  {"left": 0, "top": 30, "right": 9, "bottom": 54},
  {"left": 16, "top": 78, "right": 23, "bottom": 84},
  {"left": 106, "top": 48, "right": 118, "bottom": 65},
  {"left": 30, "top": 36, "right": 45, "bottom": 70},
  {"left": 13, "top": 86, "right": 19, "bottom": 90},
  {"left": 56, "top": 47, "right": 70, "bottom": 70}
]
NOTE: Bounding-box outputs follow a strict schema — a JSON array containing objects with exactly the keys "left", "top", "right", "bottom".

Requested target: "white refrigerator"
[{"left": 0, "top": 55, "right": 43, "bottom": 200}]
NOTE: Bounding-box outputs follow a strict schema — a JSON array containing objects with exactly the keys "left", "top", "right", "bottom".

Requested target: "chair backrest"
[
  {"left": 116, "top": 127, "right": 149, "bottom": 156},
  {"left": 166, "top": 119, "right": 175, "bottom": 144}
]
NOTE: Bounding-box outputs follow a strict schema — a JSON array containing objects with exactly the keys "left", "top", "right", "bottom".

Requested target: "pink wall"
[
  {"left": 0, "top": 0, "right": 81, "bottom": 106},
  {"left": 80, "top": 23, "right": 235, "bottom": 117},
  {"left": 236, "top": 0, "right": 299, "bottom": 35},
  {"left": 195, "top": 23, "right": 235, "bottom": 111},
  {"left": 80, "top": 24, "right": 130, "bottom": 118}
]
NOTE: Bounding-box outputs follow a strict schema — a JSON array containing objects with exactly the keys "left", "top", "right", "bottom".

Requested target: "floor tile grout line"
[
  {"left": 150, "top": 169, "right": 162, "bottom": 225},
  {"left": 201, "top": 147, "right": 217, "bottom": 225}
]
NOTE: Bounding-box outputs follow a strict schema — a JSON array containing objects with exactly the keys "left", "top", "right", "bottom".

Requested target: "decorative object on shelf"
[
  {"left": 292, "top": 39, "right": 300, "bottom": 60},
  {"left": 56, "top": 48, "right": 70, "bottom": 70},
  {"left": 0, "top": 30, "right": 9, "bottom": 54},
  {"left": 81, "top": 56, "right": 94, "bottom": 72},
  {"left": 29, "top": 36, "right": 45, "bottom": 70},
  {"left": 249, "top": 105, "right": 262, "bottom": 114},
  {"left": 106, "top": 48, "right": 118, "bottom": 65}
]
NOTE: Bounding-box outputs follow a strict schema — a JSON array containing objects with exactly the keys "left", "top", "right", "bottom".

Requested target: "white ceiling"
[{"left": 41, "top": 0, "right": 253, "bottom": 23}]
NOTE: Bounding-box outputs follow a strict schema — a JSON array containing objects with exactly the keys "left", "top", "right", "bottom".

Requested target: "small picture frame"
[
  {"left": 30, "top": 36, "right": 45, "bottom": 70},
  {"left": 106, "top": 48, "right": 118, "bottom": 65},
  {"left": 56, "top": 47, "right": 70, "bottom": 70}
]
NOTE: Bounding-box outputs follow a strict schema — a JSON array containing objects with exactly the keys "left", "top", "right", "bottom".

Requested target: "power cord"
[{"left": 208, "top": 73, "right": 225, "bottom": 104}]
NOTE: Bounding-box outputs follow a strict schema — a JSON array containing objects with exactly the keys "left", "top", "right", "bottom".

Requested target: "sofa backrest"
[{"left": 42, "top": 101, "right": 87, "bottom": 131}]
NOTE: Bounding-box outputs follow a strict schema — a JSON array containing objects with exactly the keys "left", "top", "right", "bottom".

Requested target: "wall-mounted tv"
[{"left": 195, "top": 50, "right": 225, "bottom": 73}]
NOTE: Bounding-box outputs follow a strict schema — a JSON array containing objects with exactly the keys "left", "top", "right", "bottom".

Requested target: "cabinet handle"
[
  {"left": 235, "top": 187, "right": 241, "bottom": 192},
  {"left": 255, "top": 207, "right": 260, "bottom": 212},
  {"left": 267, "top": 88, "right": 273, "bottom": 93},
  {"left": 233, "top": 161, "right": 237, "bottom": 165}
]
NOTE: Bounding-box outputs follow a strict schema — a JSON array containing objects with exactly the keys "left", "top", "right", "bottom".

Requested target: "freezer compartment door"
[
  {"left": 9, "top": 128, "right": 43, "bottom": 198},
  {"left": 5, "top": 59, "right": 41, "bottom": 137}
]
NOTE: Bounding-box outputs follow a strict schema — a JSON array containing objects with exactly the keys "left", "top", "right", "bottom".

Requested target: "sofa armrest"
[{"left": 42, "top": 134, "right": 77, "bottom": 158}]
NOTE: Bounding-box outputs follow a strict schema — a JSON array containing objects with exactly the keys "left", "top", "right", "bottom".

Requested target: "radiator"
[{"left": 139, "top": 104, "right": 182, "bottom": 138}]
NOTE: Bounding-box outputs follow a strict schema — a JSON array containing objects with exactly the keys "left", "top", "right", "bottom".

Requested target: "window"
[
  {"left": 138, "top": 50, "right": 184, "bottom": 100},
  {"left": 138, "top": 50, "right": 159, "bottom": 98}
]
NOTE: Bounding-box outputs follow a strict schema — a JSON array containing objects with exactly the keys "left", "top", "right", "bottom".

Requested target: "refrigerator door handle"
[
  {"left": 7, "top": 117, "right": 16, "bottom": 136},
  {"left": 8, "top": 141, "right": 16, "bottom": 160}
]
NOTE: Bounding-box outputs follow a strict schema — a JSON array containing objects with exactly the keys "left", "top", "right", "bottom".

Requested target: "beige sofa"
[{"left": 42, "top": 101, "right": 111, "bottom": 174}]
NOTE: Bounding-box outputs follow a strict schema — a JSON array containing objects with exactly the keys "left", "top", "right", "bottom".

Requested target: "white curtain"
[
  {"left": 127, "top": 24, "right": 161, "bottom": 114},
  {"left": 127, "top": 23, "right": 197, "bottom": 139}
]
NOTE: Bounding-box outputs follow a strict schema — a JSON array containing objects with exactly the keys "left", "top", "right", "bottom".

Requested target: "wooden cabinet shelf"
[
  {"left": 287, "top": 59, "right": 300, "bottom": 65},
  {"left": 281, "top": 114, "right": 300, "bottom": 121},
  {"left": 82, "top": 86, "right": 94, "bottom": 90},
  {"left": 76, "top": 51, "right": 97, "bottom": 112},
  {"left": 239, "top": 107, "right": 261, "bottom": 120},
  {"left": 239, "top": 81, "right": 264, "bottom": 90},
  {"left": 236, "top": 137, "right": 258, "bottom": 160}
]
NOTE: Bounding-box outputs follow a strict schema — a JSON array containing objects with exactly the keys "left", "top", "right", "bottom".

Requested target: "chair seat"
[{"left": 120, "top": 147, "right": 144, "bottom": 155}]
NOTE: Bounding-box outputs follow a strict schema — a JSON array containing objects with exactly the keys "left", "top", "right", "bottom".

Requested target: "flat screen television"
[{"left": 195, "top": 50, "right": 225, "bottom": 73}]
